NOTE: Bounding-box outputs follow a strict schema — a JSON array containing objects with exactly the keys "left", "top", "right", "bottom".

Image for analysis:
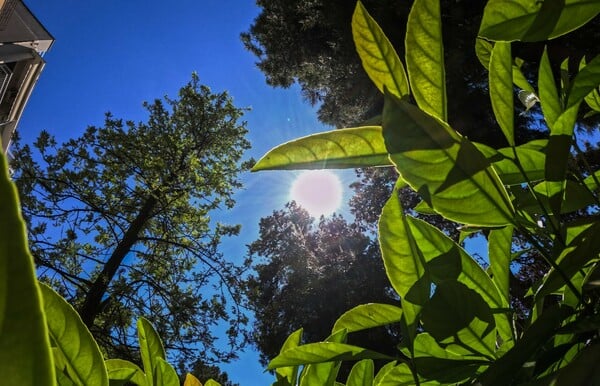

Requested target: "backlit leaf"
[
  {"left": 539, "top": 47, "right": 562, "bottom": 130},
  {"left": 154, "top": 358, "right": 179, "bottom": 386},
  {"left": 405, "top": 0, "right": 446, "bottom": 121},
  {"left": 105, "top": 359, "right": 146, "bottom": 386},
  {"left": 138, "top": 317, "right": 166, "bottom": 386},
  {"left": 567, "top": 54, "right": 600, "bottom": 109},
  {"left": 275, "top": 329, "right": 303, "bottom": 386},
  {"left": 299, "top": 330, "right": 346, "bottom": 386},
  {"left": 183, "top": 373, "right": 202, "bottom": 386},
  {"left": 383, "top": 93, "right": 514, "bottom": 226},
  {"left": 352, "top": 1, "right": 409, "bottom": 98},
  {"left": 40, "top": 283, "right": 108, "bottom": 386},
  {"left": 252, "top": 126, "right": 391, "bottom": 171},
  {"left": 0, "top": 152, "right": 54, "bottom": 385},
  {"left": 346, "top": 359, "right": 374, "bottom": 386},
  {"left": 333, "top": 303, "right": 403, "bottom": 334},
  {"left": 268, "top": 342, "right": 392, "bottom": 370},
  {"left": 479, "top": 0, "right": 600, "bottom": 42},
  {"left": 489, "top": 226, "right": 514, "bottom": 312},
  {"left": 489, "top": 41, "right": 514, "bottom": 146}
]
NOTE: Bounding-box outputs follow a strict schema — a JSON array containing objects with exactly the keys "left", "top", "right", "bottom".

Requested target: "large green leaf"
[
  {"left": 412, "top": 333, "right": 488, "bottom": 383},
  {"left": 539, "top": 47, "right": 562, "bottom": 130},
  {"left": 299, "top": 329, "right": 346, "bottom": 386},
  {"left": 489, "top": 41, "right": 515, "bottom": 146},
  {"left": 137, "top": 317, "right": 166, "bottom": 386},
  {"left": 489, "top": 226, "right": 514, "bottom": 313},
  {"left": 480, "top": 145, "right": 546, "bottom": 185},
  {"left": 332, "top": 303, "right": 403, "bottom": 334},
  {"left": 421, "top": 282, "right": 497, "bottom": 359},
  {"left": 373, "top": 361, "right": 398, "bottom": 385},
  {"left": 383, "top": 93, "right": 514, "bottom": 226},
  {"left": 0, "top": 151, "right": 54, "bottom": 386},
  {"left": 346, "top": 359, "right": 374, "bottom": 386},
  {"left": 105, "top": 359, "right": 146, "bottom": 386},
  {"left": 269, "top": 342, "right": 392, "bottom": 370},
  {"left": 352, "top": 1, "right": 409, "bottom": 98},
  {"left": 154, "top": 358, "right": 179, "bottom": 386},
  {"left": 567, "top": 54, "right": 600, "bottom": 109},
  {"left": 252, "top": 126, "right": 391, "bottom": 171},
  {"left": 274, "top": 328, "right": 303, "bottom": 386},
  {"left": 40, "top": 283, "right": 108, "bottom": 386},
  {"left": 405, "top": 0, "right": 446, "bottom": 121},
  {"left": 479, "top": 0, "right": 600, "bottom": 42},
  {"left": 378, "top": 363, "right": 423, "bottom": 386}
]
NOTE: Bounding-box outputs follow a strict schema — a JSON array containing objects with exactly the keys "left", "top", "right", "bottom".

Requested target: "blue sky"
[{"left": 19, "top": 1, "right": 358, "bottom": 384}]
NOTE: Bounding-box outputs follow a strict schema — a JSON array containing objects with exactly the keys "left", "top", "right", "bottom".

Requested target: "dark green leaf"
[
  {"left": 378, "top": 363, "right": 420, "bottom": 386},
  {"left": 252, "top": 126, "right": 391, "bottom": 171},
  {"left": 489, "top": 41, "right": 515, "bottom": 146},
  {"left": 479, "top": 305, "right": 574, "bottom": 386},
  {"left": 40, "top": 283, "right": 108, "bottom": 386},
  {"left": 333, "top": 303, "right": 403, "bottom": 334},
  {"left": 489, "top": 226, "right": 514, "bottom": 321},
  {"left": 405, "top": 0, "right": 446, "bottom": 121},
  {"left": 346, "top": 359, "right": 374, "bottom": 386},
  {"left": 383, "top": 93, "right": 515, "bottom": 226},
  {"left": 479, "top": 0, "right": 600, "bottom": 42},
  {"left": 352, "top": 1, "right": 409, "bottom": 98},
  {"left": 567, "top": 54, "right": 600, "bottom": 109},
  {"left": 137, "top": 317, "right": 166, "bottom": 386},
  {"left": 0, "top": 152, "right": 54, "bottom": 385}
]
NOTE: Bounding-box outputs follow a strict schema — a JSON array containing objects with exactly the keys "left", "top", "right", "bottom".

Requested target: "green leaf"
[
  {"left": 412, "top": 333, "right": 487, "bottom": 383},
  {"left": 489, "top": 226, "right": 514, "bottom": 314},
  {"left": 567, "top": 54, "right": 600, "bottom": 109},
  {"left": 333, "top": 303, "right": 403, "bottom": 334},
  {"left": 352, "top": 1, "right": 409, "bottom": 98},
  {"left": 539, "top": 47, "right": 562, "bottom": 130},
  {"left": 405, "top": 0, "right": 446, "bottom": 121},
  {"left": 0, "top": 151, "right": 54, "bottom": 385},
  {"left": 204, "top": 380, "right": 221, "bottom": 386},
  {"left": 475, "top": 38, "right": 493, "bottom": 69},
  {"left": 183, "top": 373, "right": 203, "bottom": 386},
  {"left": 105, "top": 359, "right": 146, "bottom": 386},
  {"left": 299, "top": 329, "right": 346, "bottom": 386},
  {"left": 268, "top": 342, "right": 392, "bottom": 370},
  {"left": 421, "top": 282, "right": 497, "bottom": 359},
  {"left": 382, "top": 93, "right": 514, "bottom": 226},
  {"left": 275, "top": 329, "right": 303, "bottom": 386},
  {"left": 377, "top": 363, "right": 421, "bottom": 386},
  {"left": 137, "top": 317, "right": 166, "bottom": 386},
  {"left": 251, "top": 126, "right": 391, "bottom": 171},
  {"left": 373, "top": 361, "right": 397, "bottom": 385},
  {"left": 346, "top": 359, "right": 374, "bottom": 386},
  {"left": 551, "top": 343, "right": 600, "bottom": 385},
  {"left": 40, "top": 283, "right": 108, "bottom": 386},
  {"left": 489, "top": 41, "right": 515, "bottom": 146},
  {"left": 154, "top": 358, "right": 179, "bottom": 386},
  {"left": 479, "top": 0, "right": 600, "bottom": 42},
  {"left": 479, "top": 305, "right": 574, "bottom": 386}
]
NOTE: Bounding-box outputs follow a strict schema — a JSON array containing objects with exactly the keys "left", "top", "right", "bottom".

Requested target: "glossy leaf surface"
[
  {"left": 405, "top": 0, "right": 446, "bottom": 121},
  {"left": 352, "top": 1, "right": 409, "bottom": 98}
]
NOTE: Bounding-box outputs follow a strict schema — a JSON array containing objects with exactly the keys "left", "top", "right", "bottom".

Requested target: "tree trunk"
[{"left": 78, "top": 195, "right": 157, "bottom": 327}]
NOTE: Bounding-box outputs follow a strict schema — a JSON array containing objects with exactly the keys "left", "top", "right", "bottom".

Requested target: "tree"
[
  {"left": 244, "top": 202, "right": 398, "bottom": 370},
  {"left": 10, "top": 74, "right": 252, "bottom": 367}
]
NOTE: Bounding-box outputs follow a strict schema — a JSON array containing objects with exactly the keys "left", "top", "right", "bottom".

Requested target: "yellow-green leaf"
[
  {"left": 252, "top": 126, "right": 391, "bottom": 171},
  {"left": 352, "top": 1, "right": 409, "bottom": 98},
  {"left": 0, "top": 150, "right": 54, "bottom": 386},
  {"left": 489, "top": 41, "right": 515, "bottom": 146},
  {"left": 40, "top": 283, "right": 108, "bottom": 386},
  {"left": 333, "top": 303, "right": 403, "bottom": 334},
  {"left": 154, "top": 358, "right": 179, "bottom": 386},
  {"left": 183, "top": 373, "right": 202, "bottom": 386},
  {"left": 539, "top": 47, "right": 562, "bottom": 130},
  {"left": 105, "top": 359, "right": 146, "bottom": 386},
  {"left": 405, "top": 0, "right": 446, "bottom": 121},
  {"left": 347, "top": 359, "right": 374, "bottom": 386},
  {"left": 137, "top": 317, "right": 166, "bottom": 386}
]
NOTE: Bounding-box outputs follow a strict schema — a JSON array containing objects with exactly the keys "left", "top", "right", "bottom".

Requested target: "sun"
[{"left": 290, "top": 170, "right": 343, "bottom": 217}]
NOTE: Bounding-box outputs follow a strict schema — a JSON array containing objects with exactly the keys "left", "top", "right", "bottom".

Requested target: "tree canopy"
[{"left": 10, "top": 74, "right": 252, "bottom": 368}]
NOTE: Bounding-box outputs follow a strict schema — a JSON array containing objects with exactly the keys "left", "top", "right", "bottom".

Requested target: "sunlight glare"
[{"left": 289, "top": 170, "right": 343, "bottom": 217}]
